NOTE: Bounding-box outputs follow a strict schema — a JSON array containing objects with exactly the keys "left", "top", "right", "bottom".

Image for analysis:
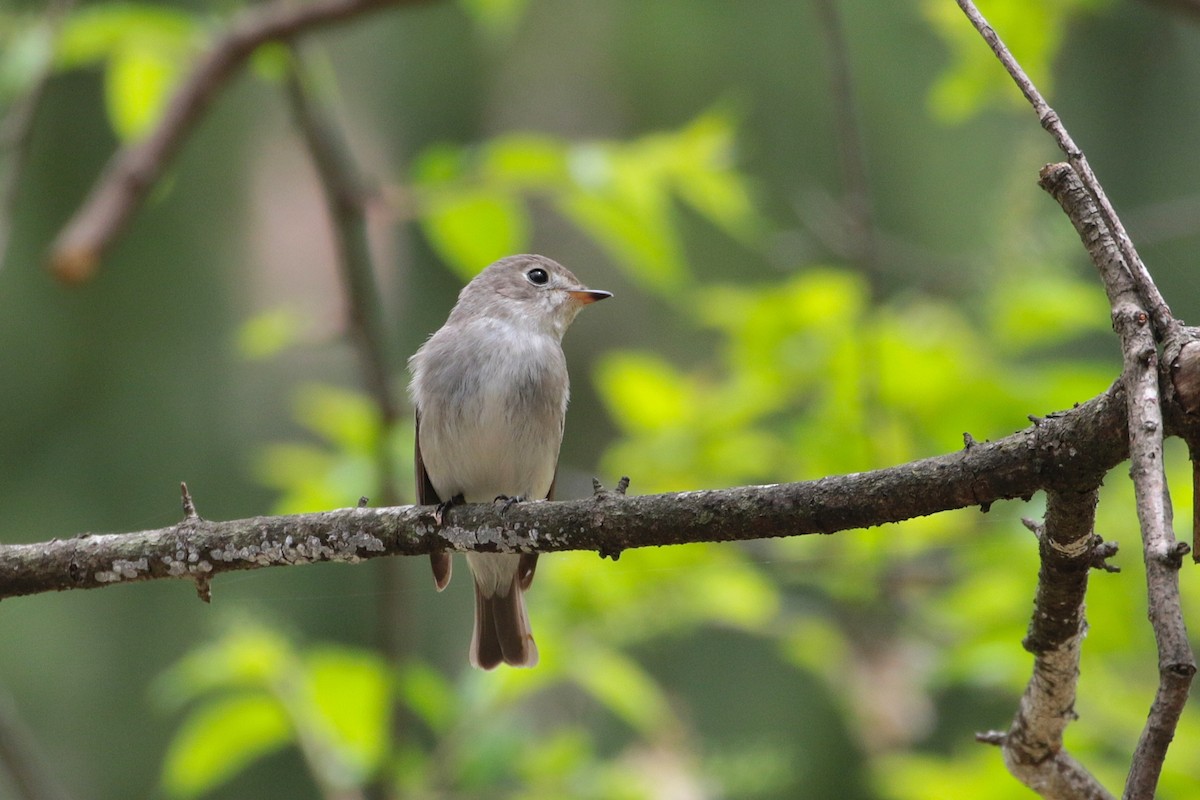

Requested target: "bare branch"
[
  {"left": 1140, "top": 0, "right": 1200, "bottom": 22},
  {"left": 957, "top": 3, "right": 1199, "bottom": 791},
  {"left": 282, "top": 47, "right": 401, "bottom": 466},
  {"left": 0, "top": 385, "right": 1133, "bottom": 601},
  {"left": 999, "top": 487, "right": 1115, "bottom": 800},
  {"left": 1037, "top": 165, "right": 1140, "bottom": 322},
  {"left": 954, "top": 0, "right": 1175, "bottom": 340},
  {"left": 1038, "top": 163, "right": 1196, "bottom": 800},
  {"left": 813, "top": 0, "right": 878, "bottom": 275},
  {"left": 280, "top": 48, "right": 412, "bottom": 769},
  {"left": 1116, "top": 315, "right": 1195, "bottom": 800},
  {"left": 46, "top": 0, "right": 435, "bottom": 283},
  {"left": 0, "top": 0, "right": 73, "bottom": 273},
  {"left": 0, "top": 690, "right": 74, "bottom": 800}
]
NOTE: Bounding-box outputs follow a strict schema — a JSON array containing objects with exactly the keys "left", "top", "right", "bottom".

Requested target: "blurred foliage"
[
  {"left": 410, "top": 108, "right": 762, "bottom": 292},
  {"left": 922, "top": 0, "right": 1112, "bottom": 122},
  {"left": 52, "top": 3, "right": 205, "bottom": 139},
  {"left": 216, "top": 63, "right": 1190, "bottom": 800},
  {"left": 155, "top": 621, "right": 391, "bottom": 797},
  {"left": 3, "top": 1, "right": 1200, "bottom": 799}
]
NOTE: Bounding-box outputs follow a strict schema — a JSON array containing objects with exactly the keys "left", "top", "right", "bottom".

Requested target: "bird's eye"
[{"left": 526, "top": 268, "right": 549, "bottom": 285}]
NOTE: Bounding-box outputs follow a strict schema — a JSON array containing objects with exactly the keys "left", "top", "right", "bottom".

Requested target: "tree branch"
[
  {"left": 0, "top": 384, "right": 1133, "bottom": 600},
  {"left": 986, "top": 487, "right": 1116, "bottom": 800},
  {"left": 1140, "top": 0, "right": 1200, "bottom": 22},
  {"left": 1114, "top": 283, "right": 1194, "bottom": 800},
  {"left": 46, "top": 0, "right": 436, "bottom": 284},
  {"left": 951, "top": 6, "right": 1199, "bottom": 794},
  {"left": 1038, "top": 162, "right": 1197, "bottom": 800},
  {"left": 282, "top": 47, "right": 401, "bottom": 469},
  {"left": 954, "top": 0, "right": 1176, "bottom": 341},
  {"left": 0, "top": 689, "right": 74, "bottom": 800},
  {"left": 280, "top": 48, "right": 412, "bottom": 786},
  {"left": 813, "top": 0, "right": 878, "bottom": 276},
  {"left": 0, "top": 0, "right": 73, "bottom": 274}
]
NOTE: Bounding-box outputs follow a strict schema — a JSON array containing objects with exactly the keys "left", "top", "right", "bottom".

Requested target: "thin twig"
[
  {"left": 46, "top": 0, "right": 434, "bottom": 283},
  {"left": 282, "top": 49, "right": 409, "bottom": 793},
  {"left": 282, "top": 48, "right": 400, "bottom": 444},
  {"left": 1114, "top": 297, "right": 1193, "bottom": 800},
  {"left": 0, "top": 0, "right": 74, "bottom": 273},
  {"left": 1192, "top": 443, "right": 1200, "bottom": 562},
  {"left": 1039, "top": 163, "right": 1196, "bottom": 800},
  {"left": 1140, "top": 0, "right": 1200, "bottom": 21},
  {"left": 998, "top": 487, "right": 1115, "bottom": 800},
  {"left": 812, "top": 0, "right": 877, "bottom": 275},
  {"left": 954, "top": 0, "right": 1176, "bottom": 341},
  {"left": 958, "top": 3, "right": 1197, "bottom": 791},
  {"left": 0, "top": 689, "right": 74, "bottom": 800}
]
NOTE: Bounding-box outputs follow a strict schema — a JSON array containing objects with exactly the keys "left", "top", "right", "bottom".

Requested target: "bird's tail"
[{"left": 470, "top": 573, "right": 538, "bottom": 669}]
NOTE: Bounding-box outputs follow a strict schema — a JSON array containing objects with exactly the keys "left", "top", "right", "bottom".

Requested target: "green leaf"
[
  {"left": 161, "top": 694, "right": 292, "bottom": 799},
  {"left": 560, "top": 141, "right": 687, "bottom": 290},
  {"left": 922, "top": 0, "right": 1107, "bottom": 122},
  {"left": 304, "top": 648, "right": 392, "bottom": 781},
  {"left": 662, "top": 110, "right": 760, "bottom": 242},
  {"left": 875, "top": 747, "right": 1024, "bottom": 800},
  {"left": 411, "top": 142, "right": 466, "bottom": 184},
  {"left": 594, "top": 352, "right": 692, "bottom": 434},
  {"left": 516, "top": 727, "right": 593, "bottom": 783},
  {"left": 249, "top": 41, "right": 292, "bottom": 84},
  {"left": 56, "top": 4, "right": 201, "bottom": 139},
  {"left": 57, "top": 4, "right": 198, "bottom": 67},
  {"left": 292, "top": 384, "right": 380, "bottom": 452},
  {"left": 397, "top": 661, "right": 456, "bottom": 733},
  {"left": 557, "top": 187, "right": 684, "bottom": 291},
  {"left": 0, "top": 17, "right": 54, "bottom": 101},
  {"left": 254, "top": 385, "right": 386, "bottom": 513},
  {"left": 481, "top": 134, "right": 570, "bottom": 189},
  {"left": 568, "top": 648, "right": 673, "bottom": 736},
  {"left": 236, "top": 306, "right": 310, "bottom": 360},
  {"left": 153, "top": 626, "right": 293, "bottom": 710},
  {"left": 458, "top": 0, "right": 531, "bottom": 39},
  {"left": 988, "top": 272, "right": 1109, "bottom": 351},
  {"left": 254, "top": 442, "right": 343, "bottom": 514},
  {"left": 105, "top": 42, "right": 179, "bottom": 139},
  {"left": 419, "top": 188, "right": 530, "bottom": 280}
]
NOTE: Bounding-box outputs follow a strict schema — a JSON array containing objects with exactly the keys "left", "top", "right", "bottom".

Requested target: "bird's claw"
[
  {"left": 493, "top": 494, "right": 525, "bottom": 514},
  {"left": 433, "top": 494, "right": 465, "bottom": 525}
]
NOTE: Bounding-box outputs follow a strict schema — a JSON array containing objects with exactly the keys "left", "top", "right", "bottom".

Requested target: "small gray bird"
[{"left": 408, "top": 254, "right": 611, "bottom": 669}]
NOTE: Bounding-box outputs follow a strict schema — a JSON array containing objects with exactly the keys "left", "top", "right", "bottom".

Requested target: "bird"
[{"left": 408, "top": 254, "right": 611, "bottom": 668}]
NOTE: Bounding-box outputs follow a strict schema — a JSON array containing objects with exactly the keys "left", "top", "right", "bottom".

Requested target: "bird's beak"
[{"left": 568, "top": 289, "right": 613, "bottom": 305}]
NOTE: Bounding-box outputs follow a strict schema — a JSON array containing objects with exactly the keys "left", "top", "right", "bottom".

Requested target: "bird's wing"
[
  {"left": 517, "top": 466, "right": 554, "bottom": 592},
  {"left": 416, "top": 410, "right": 452, "bottom": 590}
]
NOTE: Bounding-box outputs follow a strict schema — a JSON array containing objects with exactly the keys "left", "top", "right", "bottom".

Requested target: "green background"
[{"left": 1, "top": 1, "right": 1199, "bottom": 798}]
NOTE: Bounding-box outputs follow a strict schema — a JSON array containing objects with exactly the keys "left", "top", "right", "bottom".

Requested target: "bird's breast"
[{"left": 414, "top": 323, "right": 568, "bottom": 502}]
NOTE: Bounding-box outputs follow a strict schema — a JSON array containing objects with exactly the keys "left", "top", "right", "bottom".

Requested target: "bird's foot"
[
  {"left": 433, "top": 493, "right": 465, "bottom": 525},
  {"left": 493, "top": 494, "right": 525, "bottom": 514}
]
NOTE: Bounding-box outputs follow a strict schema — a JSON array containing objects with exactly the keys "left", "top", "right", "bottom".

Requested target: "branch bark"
[
  {"left": 1039, "top": 162, "right": 1197, "bottom": 800},
  {"left": 955, "top": 2, "right": 1199, "bottom": 795},
  {"left": 813, "top": 0, "right": 878, "bottom": 276},
  {"left": 0, "top": 690, "right": 74, "bottom": 800},
  {"left": 46, "top": 0, "right": 436, "bottom": 283},
  {"left": 954, "top": 0, "right": 1175, "bottom": 341},
  {"left": 0, "top": 386, "right": 1133, "bottom": 600},
  {"left": 986, "top": 488, "right": 1116, "bottom": 800},
  {"left": 280, "top": 48, "right": 412, "bottom": 792},
  {"left": 1114, "top": 277, "right": 1194, "bottom": 800},
  {"left": 0, "top": 0, "right": 73, "bottom": 274},
  {"left": 283, "top": 47, "right": 401, "bottom": 432},
  {"left": 1140, "top": 0, "right": 1200, "bottom": 22}
]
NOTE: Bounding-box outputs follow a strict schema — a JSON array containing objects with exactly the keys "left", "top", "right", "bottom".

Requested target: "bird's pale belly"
[{"left": 421, "top": 405, "right": 559, "bottom": 504}]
